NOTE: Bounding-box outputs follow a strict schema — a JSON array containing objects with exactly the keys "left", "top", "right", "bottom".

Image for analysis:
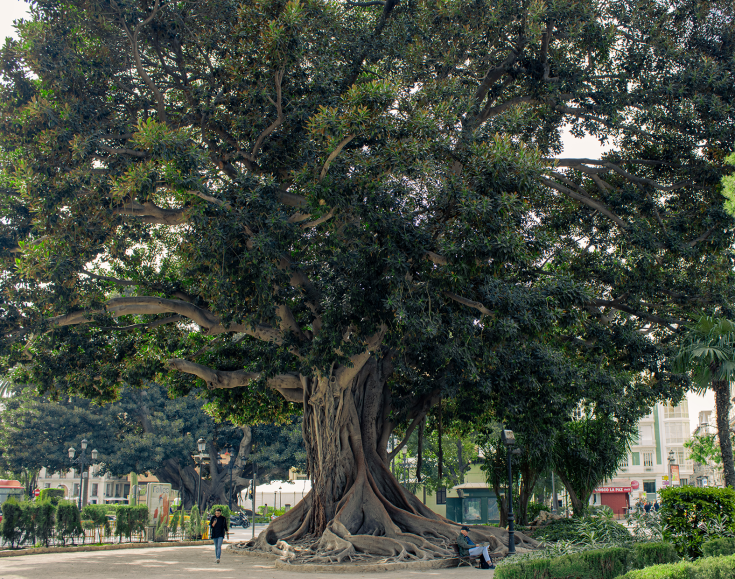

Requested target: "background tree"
[
  {"left": 674, "top": 316, "right": 735, "bottom": 488},
  {"left": 685, "top": 432, "right": 729, "bottom": 469},
  {"left": 551, "top": 412, "right": 633, "bottom": 515},
  {"left": 0, "top": 383, "right": 305, "bottom": 508},
  {"left": 1, "top": 0, "right": 734, "bottom": 559}
]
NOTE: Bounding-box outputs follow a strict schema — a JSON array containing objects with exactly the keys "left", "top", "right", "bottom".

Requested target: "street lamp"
[
  {"left": 196, "top": 438, "right": 206, "bottom": 511},
  {"left": 501, "top": 429, "right": 519, "bottom": 555},
  {"left": 68, "top": 440, "right": 98, "bottom": 510},
  {"left": 278, "top": 486, "right": 282, "bottom": 511}
]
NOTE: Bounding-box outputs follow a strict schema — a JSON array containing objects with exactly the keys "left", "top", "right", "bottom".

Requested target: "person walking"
[
  {"left": 210, "top": 508, "right": 230, "bottom": 564},
  {"left": 644, "top": 501, "right": 651, "bottom": 514},
  {"left": 653, "top": 500, "right": 660, "bottom": 512}
]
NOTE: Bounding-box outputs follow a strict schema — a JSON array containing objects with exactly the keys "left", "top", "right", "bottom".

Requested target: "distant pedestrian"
[
  {"left": 644, "top": 501, "right": 651, "bottom": 514},
  {"left": 210, "top": 508, "right": 229, "bottom": 564},
  {"left": 654, "top": 500, "right": 660, "bottom": 512}
]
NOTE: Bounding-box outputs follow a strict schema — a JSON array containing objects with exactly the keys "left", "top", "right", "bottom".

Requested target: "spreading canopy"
[{"left": 1, "top": 0, "right": 734, "bottom": 560}]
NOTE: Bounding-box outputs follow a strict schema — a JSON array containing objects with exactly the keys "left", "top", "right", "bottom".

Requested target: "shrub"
[
  {"left": 701, "top": 537, "right": 735, "bottom": 558},
  {"left": 1, "top": 498, "right": 23, "bottom": 548},
  {"left": 114, "top": 504, "right": 149, "bottom": 542},
  {"left": 38, "top": 488, "right": 65, "bottom": 505},
  {"left": 170, "top": 509, "right": 181, "bottom": 536},
  {"left": 527, "top": 502, "right": 549, "bottom": 522},
  {"left": 659, "top": 486, "right": 735, "bottom": 558},
  {"left": 81, "top": 504, "right": 110, "bottom": 537},
  {"left": 629, "top": 542, "right": 680, "bottom": 569},
  {"left": 495, "top": 543, "right": 679, "bottom": 579},
  {"left": 187, "top": 505, "right": 202, "bottom": 540},
  {"left": 534, "top": 516, "right": 631, "bottom": 545},
  {"left": 20, "top": 500, "right": 56, "bottom": 546},
  {"left": 56, "top": 500, "right": 83, "bottom": 545},
  {"left": 619, "top": 553, "right": 735, "bottom": 579},
  {"left": 495, "top": 546, "right": 629, "bottom": 579}
]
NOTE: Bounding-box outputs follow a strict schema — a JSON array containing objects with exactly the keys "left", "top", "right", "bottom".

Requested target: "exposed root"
[{"left": 232, "top": 356, "right": 540, "bottom": 565}]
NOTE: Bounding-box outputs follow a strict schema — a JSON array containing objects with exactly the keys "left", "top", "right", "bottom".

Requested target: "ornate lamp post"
[
  {"left": 68, "top": 440, "right": 98, "bottom": 510},
  {"left": 501, "top": 429, "right": 518, "bottom": 555},
  {"left": 196, "top": 438, "right": 206, "bottom": 510},
  {"left": 668, "top": 449, "right": 676, "bottom": 488}
]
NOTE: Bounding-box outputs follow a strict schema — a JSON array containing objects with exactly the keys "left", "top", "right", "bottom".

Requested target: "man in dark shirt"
[
  {"left": 210, "top": 508, "right": 229, "bottom": 563},
  {"left": 457, "top": 526, "right": 493, "bottom": 569}
]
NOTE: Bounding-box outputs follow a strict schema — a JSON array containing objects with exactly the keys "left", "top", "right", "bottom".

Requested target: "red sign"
[
  {"left": 34, "top": 489, "right": 40, "bottom": 497},
  {"left": 631, "top": 481, "right": 640, "bottom": 490},
  {"left": 595, "top": 487, "right": 632, "bottom": 493}
]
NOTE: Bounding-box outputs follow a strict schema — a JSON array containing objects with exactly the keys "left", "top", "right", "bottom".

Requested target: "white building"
[
  {"left": 691, "top": 409, "right": 725, "bottom": 488},
  {"left": 593, "top": 400, "right": 694, "bottom": 516},
  {"left": 241, "top": 479, "right": 311, "bottom": 514},
  {"left": 38, "top": 466, "right": 130, "bottom": 505}
]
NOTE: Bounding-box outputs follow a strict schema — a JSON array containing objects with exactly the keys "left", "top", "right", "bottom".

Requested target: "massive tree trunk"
[
  {"left": 247, "top": 356, "right": 537, "bottom": 562},
  {"left": 713, "top": 378, "right": 735, "bottom": 488}
]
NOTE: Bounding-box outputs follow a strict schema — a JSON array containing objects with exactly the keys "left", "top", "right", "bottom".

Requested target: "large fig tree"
[{"left": 1, "top": 0, "right": 734, "bottom": 561}]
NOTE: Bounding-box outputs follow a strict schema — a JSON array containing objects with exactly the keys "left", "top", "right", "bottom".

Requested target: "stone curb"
[
  {"left": 229, "top": 549, "right": 463, "bottom": 573},
  {"left": 0, "top": 540, "right": 213, "bottom": 558}
]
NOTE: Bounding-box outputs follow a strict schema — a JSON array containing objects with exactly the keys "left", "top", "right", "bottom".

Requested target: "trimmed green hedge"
[
  {"left": 38, "top": 488, "right": 65, "bottom": 505},
  {"left": 1, "top": 498, "right": 23, "bottom": 548},
  {"left": 56, "top": 500, "right": 83, "bottom": 545},
  {"left": 114, "top": 504, "right": 148, "bottom": 542},
  {"left": 701, "top": 537, "right": 735, "bottom": 558},
  {"left": 619, "top": 553, "right": 735, "bottom": 579},
  {"left": 659, "top": 486, "right": 735, "bottom": 558},
  {"left": 495, "top": 543, "right": 679, "bottom": 579}
]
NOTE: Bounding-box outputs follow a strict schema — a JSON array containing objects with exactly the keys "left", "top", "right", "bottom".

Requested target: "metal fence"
[{"left": 2, "top": 525, "right": 195, "bottom": 549}]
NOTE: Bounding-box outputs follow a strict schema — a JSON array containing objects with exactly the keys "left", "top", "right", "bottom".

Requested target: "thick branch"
[
  {"left": 113, "top": 201, "right": 188, "bottom": 225},
  {"left": 444, "top": 291, "right": 495, "bottom": 318},
  {"left": 540, "top": 176, "right": 630, "bottom": 230},
  {"left": 168, "top": 359, "right": 302, "bottom": 401}
]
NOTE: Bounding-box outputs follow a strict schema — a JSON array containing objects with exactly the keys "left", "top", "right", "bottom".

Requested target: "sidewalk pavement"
[{"left": 0, "top": 544, "right": 495, "bottom": 578}]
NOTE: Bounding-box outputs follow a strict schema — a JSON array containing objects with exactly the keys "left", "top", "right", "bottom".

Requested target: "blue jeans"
[{"left": 213, "top": 536, "right": 223, "bottom": 559}]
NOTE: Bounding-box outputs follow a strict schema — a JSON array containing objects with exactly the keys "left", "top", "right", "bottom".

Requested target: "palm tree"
[{"left": 674, "top": 316, "right": 735, "bottom": 488}]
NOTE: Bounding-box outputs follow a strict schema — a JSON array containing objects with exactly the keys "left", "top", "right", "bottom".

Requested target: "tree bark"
[
  {"left": 713, "top": 379, "right": 735, "bottom": 488},
  {"left": 518, "top": 462, "right": 540, "bottom": 525},
  {"left": 248, "top": 356, "right": 538, "bottom": 561},
  {"left": 555, "top": 469, "right": 586, "bottom": 516}
]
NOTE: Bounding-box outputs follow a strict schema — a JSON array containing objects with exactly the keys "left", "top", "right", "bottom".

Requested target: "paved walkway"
[{"left": 0, "top": 545, "right": 495, "bottom": 578}]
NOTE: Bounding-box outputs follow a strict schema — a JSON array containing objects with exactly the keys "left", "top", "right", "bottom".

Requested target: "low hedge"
[
  {"left": 619, "top": 553, "right": 735, "bottom": 579},
  {"left": 701, "top": 537, "right": 735, "bottom": 558},
  {"left": 495, "top": 543, "right": 679, "bottom": 579}
]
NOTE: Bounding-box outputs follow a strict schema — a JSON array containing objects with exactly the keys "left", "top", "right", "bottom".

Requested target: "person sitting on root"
[{"left": 457, "top": 526, "right": 494, "bottom": 569}]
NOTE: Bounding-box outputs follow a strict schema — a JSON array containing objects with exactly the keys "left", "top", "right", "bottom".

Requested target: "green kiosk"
[{"left": 445, "top": 483, "right": 500, "bottom": 525}]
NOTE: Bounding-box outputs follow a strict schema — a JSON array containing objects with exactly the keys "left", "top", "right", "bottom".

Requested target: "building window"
[
  {"left": 73, "top": 483, "right": 80, "bottom": 497},
  {"left": 632, "top": 452, "right": 641, "bottom": 466},
  {"left": 643, "top": 481, "right": 656, "bottom": 494},
  {"left": 44, "top": 483, "right": 50, "bottom": 489},
  {"left": 436, "top": 488, "right": 447, "bottom": 505},
  {"left": 639, "top": 425, "right": 654, "bottom": 446},
  {"left": 106, "top": 483, "right": 112, "bottom": 497},
  {"left": 123, "top": 484, "right": 130, "bottom": 496},
  {"left": 91, "top": 483, "right": 98, "bottom": 497},
  {"left": 680, "top": 478, "right": 688, "bottom": 486},
  {"left": 620, "top": 455, "right": 629, "bottom": 468},
  {"left": 643, "top": 452, "right": 653, "bottom": 467},
  {"left": 665, "top": 422, "right": 687, "bottom": 444},
  {"left": 664, "top": 401, "right": 689, "bottom": 419}
]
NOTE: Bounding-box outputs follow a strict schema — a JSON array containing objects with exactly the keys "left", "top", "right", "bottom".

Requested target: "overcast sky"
[{"left": 0, "top": 0, "right": 717, "bottom": 435}]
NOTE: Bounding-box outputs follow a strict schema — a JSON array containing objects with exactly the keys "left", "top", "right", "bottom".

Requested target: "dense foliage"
[{"left": 660, "top": 486, "right": 735, "bottom": 558}]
